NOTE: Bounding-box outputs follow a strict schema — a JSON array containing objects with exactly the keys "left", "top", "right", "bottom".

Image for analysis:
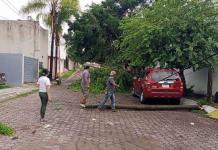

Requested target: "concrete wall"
[
  {"left": 0, "top": 53, "right": 23, "bottom": 86},
  {"left": 0, "top": 20, "right": 48, "bottom": 68},
  {"left": 185, "top": 65, "right": 218, "bottom": 95}
]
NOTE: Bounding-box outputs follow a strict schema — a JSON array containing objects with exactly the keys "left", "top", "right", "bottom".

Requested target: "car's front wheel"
[{"left": 140, "top": 92, "right": 147, "bottom": 104}]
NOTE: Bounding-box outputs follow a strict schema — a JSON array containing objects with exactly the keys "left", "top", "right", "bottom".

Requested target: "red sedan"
[{"left": 133, "top": 68, "right": 183, "bottom": 104}]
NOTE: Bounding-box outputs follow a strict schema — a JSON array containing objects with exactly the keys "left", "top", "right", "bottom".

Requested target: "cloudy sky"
[{"left": 0, "top": 0, "right": 103, "bottom": 20}]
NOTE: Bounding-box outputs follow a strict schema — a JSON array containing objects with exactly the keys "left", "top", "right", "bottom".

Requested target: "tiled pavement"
[{"left": 0, "top": 75, "right": 218, "bottom": 150}]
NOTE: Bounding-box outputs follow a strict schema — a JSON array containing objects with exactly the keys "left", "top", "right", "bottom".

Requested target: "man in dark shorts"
[
  {"left": 98, "top": 71, "right": 119, "bottom": 112},
  {"left": 80, "top": 65, "right": 90, "bottom": 108}
]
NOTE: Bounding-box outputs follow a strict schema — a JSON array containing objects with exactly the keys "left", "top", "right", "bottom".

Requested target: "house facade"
[{"left": 0, "top": 20, "right": 48, "bottom": 86}]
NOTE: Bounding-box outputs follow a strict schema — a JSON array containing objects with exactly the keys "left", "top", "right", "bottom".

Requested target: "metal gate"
[{"left": 24, "top": 56, "right": 38, "bottom": 83}]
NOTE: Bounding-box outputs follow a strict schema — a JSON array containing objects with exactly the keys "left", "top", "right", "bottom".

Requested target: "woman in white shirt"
[{"left": 37, "top": 69, "right": 51, "bottom": 122}]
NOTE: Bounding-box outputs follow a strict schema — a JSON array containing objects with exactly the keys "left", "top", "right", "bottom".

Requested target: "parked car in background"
[{"left": 132, "top": 68, "right": 183, "bottom": 104}]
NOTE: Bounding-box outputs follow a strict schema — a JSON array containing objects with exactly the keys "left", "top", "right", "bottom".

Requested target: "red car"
[{"left": 132, "top": 68, "right": 183, "bottom": 104}]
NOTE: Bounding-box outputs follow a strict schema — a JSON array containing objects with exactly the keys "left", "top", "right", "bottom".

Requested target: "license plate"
[{"left": 162, "top": 84, "right": 169, "bottom": 88}]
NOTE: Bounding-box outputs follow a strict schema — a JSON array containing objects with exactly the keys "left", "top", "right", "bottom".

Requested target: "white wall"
[
  {"left": 185, "top": 65, "right": 218, "bottom": 95},
  {"left": 0, "top": 20, "right": 48, "bottom": 68}
]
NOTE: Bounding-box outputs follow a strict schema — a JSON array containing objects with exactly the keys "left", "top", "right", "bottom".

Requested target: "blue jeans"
[{"left": 98, "top": 91, "right": 115, "bottom": 110}]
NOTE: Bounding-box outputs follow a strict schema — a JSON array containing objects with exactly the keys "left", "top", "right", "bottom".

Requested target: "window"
[{"left": 151, "top": 71, "right": 179, "bottom": 81}]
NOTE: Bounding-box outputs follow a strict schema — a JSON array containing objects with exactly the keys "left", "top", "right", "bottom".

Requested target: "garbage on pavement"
[{"left": 201, "top": 105, "right": 218, "bottom": 119}]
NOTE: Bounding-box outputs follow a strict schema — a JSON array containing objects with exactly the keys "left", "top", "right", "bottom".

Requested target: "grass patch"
[
  {"left": 0, "top": 122, "right": 14, "bottom": 136},
  {"left": 61, "top": 70, "right": 75, "bottom": 79},
  {"left": 0, "top": 84, "right": 10, "bottom": 89},
  {"left": 196, "top": 98, "right": 215, "bottom": 107}
]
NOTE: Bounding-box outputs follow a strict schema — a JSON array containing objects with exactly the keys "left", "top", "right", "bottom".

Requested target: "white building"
[
  {"left": 0, "top": 20, "right": 48, "bottom": 85},
  {"left": 185, "top": 65, "right": 218, "bottom": 95},
  {"left": 0, "top": 20, "right": 48, "bottom": 68}
]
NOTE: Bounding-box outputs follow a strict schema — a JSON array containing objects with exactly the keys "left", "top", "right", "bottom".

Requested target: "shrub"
[{"left": 69, "top": 66, "right": 133, "bottom": 94}]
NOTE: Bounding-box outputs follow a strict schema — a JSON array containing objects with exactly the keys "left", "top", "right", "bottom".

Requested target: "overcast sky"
[{"left": 0, "top": 0, "right": 103, "bottom": 20}]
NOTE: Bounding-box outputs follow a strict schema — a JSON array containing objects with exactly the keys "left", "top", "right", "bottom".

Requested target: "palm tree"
[
  {"left": 54, "top": 4, "right": 78, "bottom": 78},
  {"left": 21, "top": 0, "right": 78, "bottom": 79}
]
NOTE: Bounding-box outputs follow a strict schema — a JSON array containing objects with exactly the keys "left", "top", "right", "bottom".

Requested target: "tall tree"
[
  {"left": 65, "top": 0, "right": 152, "bottom": 64},
  {"left": 21, "top": 0, "right": 78, "bottom": 79},
  {"left": 119, "top": 0, "right": 218, "bottom": 93}
]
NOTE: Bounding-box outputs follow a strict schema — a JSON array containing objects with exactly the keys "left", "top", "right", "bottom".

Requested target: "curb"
[{"left": 85, "top": 104, "right": 200, "bottom": 110}]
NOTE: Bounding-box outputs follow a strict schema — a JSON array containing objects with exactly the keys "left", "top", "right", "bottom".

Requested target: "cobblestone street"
[{"left": 0, "top": 75, "right": 218, "bottom": 150}]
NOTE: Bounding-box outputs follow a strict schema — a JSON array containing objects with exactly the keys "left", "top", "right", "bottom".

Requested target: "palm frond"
[{"left": 20, "top": 0, "right": 47, "bottom": 14}]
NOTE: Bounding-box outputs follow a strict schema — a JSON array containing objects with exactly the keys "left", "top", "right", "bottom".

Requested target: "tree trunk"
[
  {"left": 179, "top": 69, "right": 186, "bottom": 95},
  {"left": 55, "top": 32, "right": 59, "bottom": 79},
  {"left": 49, "top": 7, "right": 55, "bottom": 80},
  {"left": 73, "top": 61, "right": 76, "bottom": 71},
  {"left": 49, "top": 27, "right": 55, "bottom": 80},
  {"left": 207, "top": 66, "right": 213, "bottom": 101}
]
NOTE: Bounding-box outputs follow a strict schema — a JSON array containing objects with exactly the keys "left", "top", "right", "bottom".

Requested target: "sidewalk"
[{"left": 0, "top": 84, "right": 37, "bottom": 103}]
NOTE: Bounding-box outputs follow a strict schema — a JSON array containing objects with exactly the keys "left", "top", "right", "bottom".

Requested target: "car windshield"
[{"left": 151, "top": 71, "right": 179, "bottom": 81}]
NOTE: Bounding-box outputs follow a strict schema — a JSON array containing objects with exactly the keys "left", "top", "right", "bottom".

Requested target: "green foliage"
[
  {"left": 116, "top": 69, "right": 132, "bottom": 92},
  {"left": 61, "top": 70, "right": 75, "bottom": 79},
  {"left": 68, "top": 80, "right": 81, "bottom": 92},
  {"left": 69, "top": 66, "right": 133, "bottom": 94},
  {"left": 89, "top": 67, "right": 111, "bottom": 94},
  {"left": 0, "top": 122, "right": 14, "bottom": 136},
  {"left": 65, "top": 0, "right": 152, "bottom": 64},
  {"left": 0, "top": 84, "right": 10, "bottom": 89},
  {"left": 39, "top": 68, "right": 43, "bottom": 77},
  {"left": 119, "top": 0, "right": 218, "bottom": 69},
  {"left": 197, "top": 98, "right": 215, "bottom": 106}
]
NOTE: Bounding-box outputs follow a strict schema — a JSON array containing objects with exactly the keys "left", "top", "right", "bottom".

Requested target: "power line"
[
  {"left": 4, "top": 0, "right": 19, "bottom": 13},
  {"left": 0, "top": 0, "right": 19, "bottom": 16}
]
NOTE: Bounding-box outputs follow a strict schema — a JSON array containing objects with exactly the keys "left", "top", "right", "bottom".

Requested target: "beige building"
[{"left": 0, "top": 20, "right": 48, "bottom": 68}]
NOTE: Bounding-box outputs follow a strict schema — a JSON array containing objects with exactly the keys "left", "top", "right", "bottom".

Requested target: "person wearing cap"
[
  {"left": 98, "top": 70, "right": 119, "bottom": 112},
  {"left": 37, "top": 69, "right": 51, "bottom": 122},
  {"left": 80, "top": 65, "right": 91, "bottom": 108}
]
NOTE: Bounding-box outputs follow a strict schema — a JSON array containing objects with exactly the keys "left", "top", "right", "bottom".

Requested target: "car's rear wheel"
[{"left": 140, "top": 92, "right": 147, "bottom": 104}]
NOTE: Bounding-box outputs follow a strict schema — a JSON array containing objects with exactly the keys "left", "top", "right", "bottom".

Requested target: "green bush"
[
  {"left": 197, "top": 99, "right": 215, "bottom": 106},
  {"left": 0, "top": 122, "right": 14, "bottom": 136},
  {"left": 69, "top": 66, "right": 133, "bottom": 94},
  {"left": 68, "top": 80, "right": 81, "bottom": 92},
  {"left": 39, "top": 68, "right": 43, "bottom": 77}
]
